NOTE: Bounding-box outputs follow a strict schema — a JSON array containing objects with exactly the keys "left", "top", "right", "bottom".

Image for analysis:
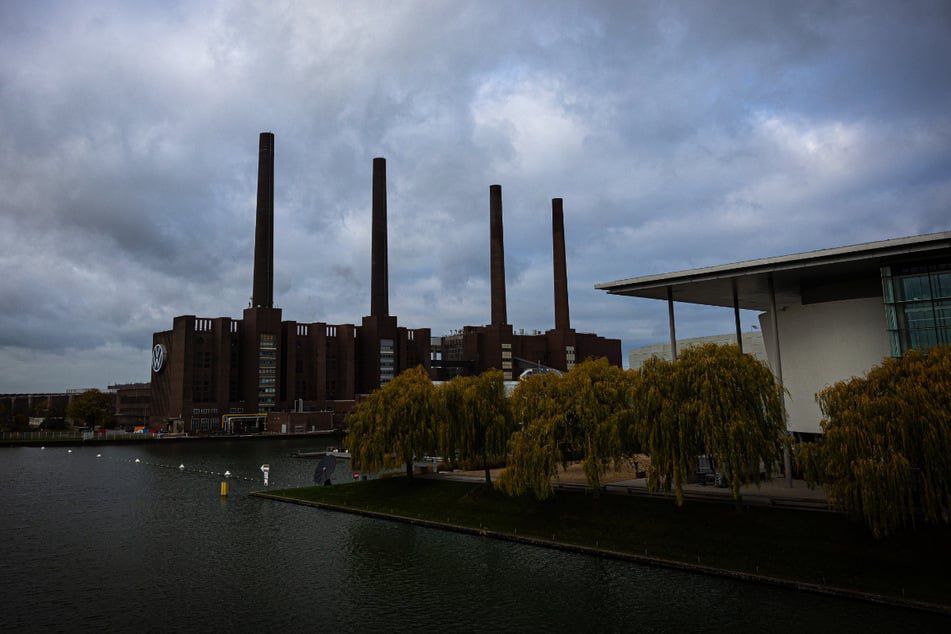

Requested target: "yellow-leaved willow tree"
[
  {"left": 630, "top": 344, "right": 786, "bottom": 505},
  {"left": 799, "top": 345, "right": 951, "bottom": 538},
  {"left": 497, "top": 358, "right": 633, "bottom": 499},
  {"left": 347, "top": 365, "right": 437, "bottom": 479},
  {"left": 436, "top": 370, "right": 514, "bottom": 485}
]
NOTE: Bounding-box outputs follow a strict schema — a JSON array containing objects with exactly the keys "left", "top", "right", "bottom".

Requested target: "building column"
[
  {"left": 768, "top": 274, "right": 792, "bottom": 488},
  {"left": 667, "top": 286, "right": 677, "bottom": 361},
  {"left": 732, "top": 279, "right": 743, "bottom": 353}
]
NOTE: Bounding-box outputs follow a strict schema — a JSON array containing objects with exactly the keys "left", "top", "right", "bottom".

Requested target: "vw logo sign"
[{"left": 151, "top": 344, "right": 167, "bottom": 373}]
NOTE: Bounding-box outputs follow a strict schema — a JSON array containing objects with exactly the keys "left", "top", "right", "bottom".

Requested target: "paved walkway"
[
  {"left": 602, "top": 476, "right": 830, "bottom": 510},
  {"left": 435, "top": 471, "right": 832, "bottom": 511}
]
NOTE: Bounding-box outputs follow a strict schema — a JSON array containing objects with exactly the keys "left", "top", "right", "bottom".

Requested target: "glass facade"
[
  {"left": 379, "top": 339, "right": 394, "bottom": 385},
  {"left": 882, "top": 263, "right": 951, "bottom": 356},
  {"left": 258, "top": 333, "right": 277, "bottom": 409}
]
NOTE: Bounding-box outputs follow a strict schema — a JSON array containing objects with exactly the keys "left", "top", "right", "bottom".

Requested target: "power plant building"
[
  {"left": 150, "top": 133, "right": 619, "bottom": 433},
  {"left": 431, "top": 193, "right": 621, "bottom": 380}
]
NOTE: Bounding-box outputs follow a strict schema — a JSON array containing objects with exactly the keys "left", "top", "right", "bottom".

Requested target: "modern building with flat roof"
[{"left": 597, "top": 231, "right": 951, "bottom": 437}]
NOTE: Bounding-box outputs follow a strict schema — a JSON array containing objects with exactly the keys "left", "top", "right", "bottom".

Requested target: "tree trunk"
[{"left": 482, "top": 450, "right": 491, "bottom": 485}]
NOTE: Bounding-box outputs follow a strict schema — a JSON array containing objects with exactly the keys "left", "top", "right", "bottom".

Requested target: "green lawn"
[{"left": 259, "top": 476, "right": 951, "bottom": 611}]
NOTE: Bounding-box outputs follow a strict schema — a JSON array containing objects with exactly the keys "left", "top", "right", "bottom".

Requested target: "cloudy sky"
[{"left": 1, "top": 1, "right": 949, "bottom": 392}]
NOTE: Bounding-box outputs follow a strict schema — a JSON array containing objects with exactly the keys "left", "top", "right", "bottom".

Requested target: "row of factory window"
[{"left": 191, "top": 417, "right": 221, "bottom": 432}]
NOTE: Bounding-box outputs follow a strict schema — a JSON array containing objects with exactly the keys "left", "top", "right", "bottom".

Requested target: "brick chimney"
[
  {"left": 490, "top": 184, "right": 507, "bottom": 326},
  {"left": 371, "top": 157, "right": 389, "bottom": 317},
  {"left": 552, "top": 198, "right": 570, "bottom": 331}
]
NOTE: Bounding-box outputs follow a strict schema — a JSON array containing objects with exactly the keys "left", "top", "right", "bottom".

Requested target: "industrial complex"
[
  {"left": 16, "top": 133, "right": 943, "bottom": 441},
  {"left": 147, "top": 133, "right": 620, "bottom": 434}
]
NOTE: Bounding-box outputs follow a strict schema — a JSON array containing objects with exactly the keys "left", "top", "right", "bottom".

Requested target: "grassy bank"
[{"left": 259, "top": 477, "right": 951, "bottom": 612}]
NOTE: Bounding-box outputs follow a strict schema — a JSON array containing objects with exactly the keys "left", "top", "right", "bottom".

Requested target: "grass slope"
[{"left": 262, "top": 477, "right": 951, "bottom": 610}]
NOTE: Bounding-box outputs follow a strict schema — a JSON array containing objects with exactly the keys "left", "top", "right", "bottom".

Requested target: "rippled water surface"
[{"left": 0, "top": 440, "right": 947, "bottom": 632}]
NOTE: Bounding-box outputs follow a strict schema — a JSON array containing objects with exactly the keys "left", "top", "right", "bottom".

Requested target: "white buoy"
[
  {"left": 224, "top": 470, "right": 231, "bottom": 478},
  {"left": 135, "top": 458, "right": 140, "bottom": 463},
  {"left": 179, "top": 464, "right": 185, "bottom": 470},
  {"left": 96, "top": 453, "right": 101, "bottom": 458},
  {"left": 67, "top": 449, "right": 72, "bottom": 453},
  {"left": 41, "top": 446, "right": 45, "bottom": 450}
]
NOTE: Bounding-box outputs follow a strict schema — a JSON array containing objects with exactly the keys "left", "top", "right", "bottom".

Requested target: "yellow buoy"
[{"left": 220, "top": 481, "right": 229, "bottom": 496}]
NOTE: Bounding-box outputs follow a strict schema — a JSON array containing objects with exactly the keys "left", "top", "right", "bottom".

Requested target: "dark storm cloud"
[{"left": 1, "top": 0, "right": 949, "bottom": 391}]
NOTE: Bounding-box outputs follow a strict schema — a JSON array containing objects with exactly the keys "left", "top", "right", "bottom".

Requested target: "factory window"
[
  {"left": 380, "top": 338, "right": 395, "bottom": 385},
  {"left": 258, "top": 334, "right": 278, "bottom": 409},
  {"left": 194, "top": 351, "right": 211, "bottom": 368},
  {"left": 192, "top": 380, "right": 211, "bottom": 403},
  {"left": 882, "top": 263, "right": 951, "bottom": 356}
]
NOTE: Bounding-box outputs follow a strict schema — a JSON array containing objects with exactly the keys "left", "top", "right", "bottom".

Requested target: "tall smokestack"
[
  {"left": 489, "top": 184, "right": 507, "bottom": 326},
  {"left": 552, "top": 198, "right": 570, "bottom": 331},
  {"left": 371, "top": 157, "right": 389, "bottom": 317},
  {"left": 251, "top": 132, "right": 275, "bottom": 309}
]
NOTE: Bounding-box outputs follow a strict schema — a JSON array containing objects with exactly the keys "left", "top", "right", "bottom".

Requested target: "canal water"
[{"left": 0, "top": 439, "right": 946, "bottom": 632}]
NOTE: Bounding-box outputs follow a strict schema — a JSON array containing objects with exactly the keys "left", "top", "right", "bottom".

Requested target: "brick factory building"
[
  {"left": 150, "top": 135, "right": 429, "bottom": 433},
  {"left": 430, "top": 191, "right": 621, "bottom": 381},
  {"left": 149, "top": 133, "right": 619, "bottom": 434}
]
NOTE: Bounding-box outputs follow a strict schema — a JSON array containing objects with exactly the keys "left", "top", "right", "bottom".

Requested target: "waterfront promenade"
[{"left": 437, "top": 465, "right": 831, "bottom": 511}]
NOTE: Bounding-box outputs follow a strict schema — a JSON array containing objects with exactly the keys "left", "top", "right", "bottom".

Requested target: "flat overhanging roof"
[{"left": 596, "top": 231, "right": 951, "bottom": 311}]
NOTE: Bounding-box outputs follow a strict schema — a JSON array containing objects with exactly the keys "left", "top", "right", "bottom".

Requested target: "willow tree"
[
  {"left": 631, "top": 344, "right": 786, "bottom": 504},
  {"left": 347, "top": 365, "right": 437, "bottom": 479},
  {"left": 799, "top": 345, "right": 951, "bottom": 538},
  {"left": 560, "top": 358, "right": 632, "bottom": 493},
  {"left": 496, "top": 370, "right": 564, "bottom": 499},
  {"left": 437, "top": 370, "right": 513, "bottom": 485},
  {"left": 497, "top": 359, "right": 633, "bottom": 499}
]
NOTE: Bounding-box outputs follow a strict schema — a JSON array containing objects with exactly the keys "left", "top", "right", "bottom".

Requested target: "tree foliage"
[
  {"left": 630, "top": 344, "right": 786, "bottom": 504},
  {"left": 347, "top": 366, "right": 437, "bottom": 479},
  {"left": 66, "top": 389, "right": 115, "bottom": 429},
  {"left": 799, "top": 345, "right": 951, "bottom": 538},
  {"left": 497, "top": 359, "right": 632, "bottom": 499},
  {"left": 436, "top": 370, "right": 513, "bottom": 485},
  {"left": 496, "top": 371, "right": 565, "bottom": 499}
]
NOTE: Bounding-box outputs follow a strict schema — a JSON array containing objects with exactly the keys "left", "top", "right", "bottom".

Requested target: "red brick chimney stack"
[
  {"left": 371, "top": 157, "right": 389, "bottom": 318},
  {"left": 489, "top": 184, "right": 508, "bottom": 327},
  {"left": 251, "top": 132, "right": 275, "bottom": 309},
  {"left": 552, "top": 198, "right": 570, "bottom": 331}
]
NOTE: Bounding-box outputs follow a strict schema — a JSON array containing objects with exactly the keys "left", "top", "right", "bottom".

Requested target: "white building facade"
[{"left": 598, "top": 232, "right": 951, "bottom": 438}]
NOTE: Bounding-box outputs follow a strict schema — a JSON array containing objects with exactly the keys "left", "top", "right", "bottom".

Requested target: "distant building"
[
  {"left": 108, "top": 383, "right": 151, "bottom": 429},
  {"left": 597, "top": 232, "right": 951, "bottom": 438},
  {"left": 628, "top": 331, "right": 767, "bottom": 370},
  {"left": 0, "top": 389, "right": 112, "bottom": 430}
]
